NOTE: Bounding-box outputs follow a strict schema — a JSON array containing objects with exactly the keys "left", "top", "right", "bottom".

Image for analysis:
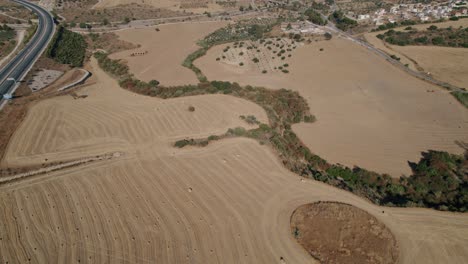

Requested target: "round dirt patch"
[{"left": 290, "top": 202, "right": 398, "bottom": 264}]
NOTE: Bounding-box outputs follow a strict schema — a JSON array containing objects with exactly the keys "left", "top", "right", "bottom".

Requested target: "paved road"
[{"left": 0, "top": 0, "right": 55, "bottom": 103}]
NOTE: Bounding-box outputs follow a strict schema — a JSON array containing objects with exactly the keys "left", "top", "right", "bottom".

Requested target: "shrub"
[
  {"left": 149, "top": 80, "right": 160, "bottom": 87},
  {"left": 174, "top": 139, "right": 192, "bottom": 148},
  {"left": 188, "top": 106, "right": 195, "bottom": 112},
  {"left": 208, "top": 135, "right": 220, "bottom": 141}
]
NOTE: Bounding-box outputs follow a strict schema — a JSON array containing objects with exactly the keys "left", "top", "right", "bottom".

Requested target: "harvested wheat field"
[
  {"left": 1, "top": 56, "right": 468, "bottom": 264},
  {"left": 110, "top": 22, "right": 227, "bottom": 86},
  {"left": 364, "top": 19, "right": 468, "bottom": 88},
  {"left": 196, "top": 37, "right": 468, "bottom": 176},
  {"left": 291, "top": 202, "right": 399, "bottom": 264}
]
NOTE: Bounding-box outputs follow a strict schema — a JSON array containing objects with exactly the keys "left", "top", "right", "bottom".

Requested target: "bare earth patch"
[
  {"left": 27, "top": 69, "right": 63, "bottom": 92},
  {"left": 291, "top": 202, "right": 399, "bottom": 264},
  {"left": 111, "top": 21, "right": 227, "bottom": 86}
]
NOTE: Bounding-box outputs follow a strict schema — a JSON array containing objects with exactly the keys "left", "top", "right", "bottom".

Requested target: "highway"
[{"left": 0, "top": 0, "right": 55, "bottom": 105}]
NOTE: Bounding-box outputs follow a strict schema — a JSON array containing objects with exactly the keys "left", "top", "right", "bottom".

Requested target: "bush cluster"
[
  {"left": 46, "top": 26, "right": 86, "bottom": 67},
  {"left": 380, "top": 26, "right": 468, "bottom": 48},
  {"left": 329, "top": 11, "right": 357, "bottom": 31}
]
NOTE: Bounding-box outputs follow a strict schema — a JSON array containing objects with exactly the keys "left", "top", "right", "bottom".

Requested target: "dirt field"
[
  {"left": 364, "top": 19, "right": 468, "bottom": 88},
  {"left": 214, "top": 38, "right": 302, "bottom": 74},
  {"left": 291, "top": 202, "right": 399, "bottom": 264},
  {"left": 196, "top": 37, "right": 468, "bottom": 176},
  {"left": 1, "top": 59, "right": 467, "bottom": 263},
  {"left": 110, "top": 21, "right": 227, "bottom": 86}
]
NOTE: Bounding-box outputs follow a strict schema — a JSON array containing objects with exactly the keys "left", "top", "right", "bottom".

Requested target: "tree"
[
  {"left": 102, "top": 18, "right": 109, "bottom": 26},
  {"left": 305, "top": 8, "right": 326, "bottom": 25},
  {"left": 124, "top": 17, "right": 131, "bottom": 24},
  {"left": 428, "top": 25, "right": 438, "bottom": 31},
  {"left": 324, "top": 32, "right": 332, "bottom": 40}
]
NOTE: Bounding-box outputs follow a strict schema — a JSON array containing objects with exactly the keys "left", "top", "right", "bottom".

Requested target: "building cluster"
[{"left": 354, "top": 0, "right": 467, "bottom": 25}]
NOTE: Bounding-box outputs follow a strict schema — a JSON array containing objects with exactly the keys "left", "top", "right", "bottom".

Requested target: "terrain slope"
[
  {"left": 0, "top": 56, "right": 467, "bottom": 264},
  {"left": 196, "top": 37, "right": 468, "bottom": 176}
]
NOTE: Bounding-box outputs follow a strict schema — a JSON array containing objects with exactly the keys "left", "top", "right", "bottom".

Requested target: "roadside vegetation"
[
  {"left": 46, "top": 26, "right": 87, "bottom": 67},
  {"left": 0, "top": 24, "right": 16, "bottom": 59},
  {"left": 22, "top": 22, "right": 37, "bottom": 46},
  {"left": 94, "top": 23, "right": 468, "bottom": 212},
  {"left": 371, "top": 19, "right": 418, "bottom": 32},
  {"left": 377, "top": 26, "right": 468, "bottom": 48},
  {"left": 305, "top": 8, "right": 327, "bottom": 25},
  {"left": 329, "top": 11, "right": 357, "bottom": 31}
]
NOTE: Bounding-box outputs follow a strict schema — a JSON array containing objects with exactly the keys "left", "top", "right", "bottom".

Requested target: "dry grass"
[
  {"left": 85, "top": 32, "right": 139, "bottom": 54},
  {"left": 110, "top": 21, "right": 227, "bottom": 86},
  {"left": 196, "top": 37, "right": 468, "bottom": 176},
  {"left": 92, "top": 0, "right": 237, "bottom": 14},
  {"left": 58, "top": 2, "right": 184, "bottom": 23}
]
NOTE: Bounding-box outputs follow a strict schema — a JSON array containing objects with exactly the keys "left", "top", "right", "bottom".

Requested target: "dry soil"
[{"left": 111, "top": 21, "right": 227, "bottom": 86}]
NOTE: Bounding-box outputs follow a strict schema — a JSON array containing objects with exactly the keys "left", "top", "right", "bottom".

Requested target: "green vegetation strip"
[
  {"left": 94, "top": 23, "right": 467, "bottom": 212},
  {"left": 452, "top": 91, "right": 468, "bottom": 108},
  {"left": 46, "top": 26, "right": 87, "bottom": 67},
  {"left": 378, "top": 26, "right": 468, "bottom": 48}
]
